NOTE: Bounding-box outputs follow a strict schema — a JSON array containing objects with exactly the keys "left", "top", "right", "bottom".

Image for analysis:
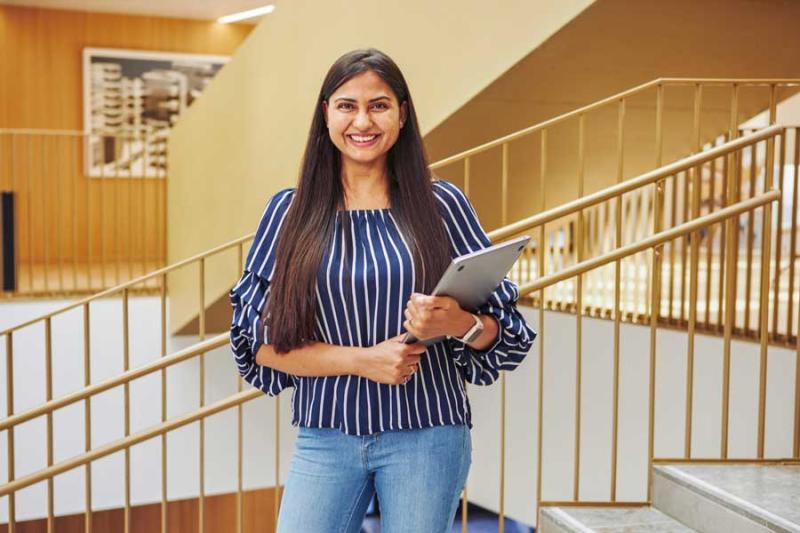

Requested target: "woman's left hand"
[{"left": 403, "top": 293, "right": 472, "bottom": 341}]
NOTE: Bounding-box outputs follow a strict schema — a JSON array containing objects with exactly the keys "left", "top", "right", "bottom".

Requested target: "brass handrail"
[
  {"left": 429, "top": 78, "right": 798, "bottom": 170},
  {"left": 522, "top": 191, "right": 779, "bottom": 293},
  {"left": 0, "top": 389, "right": 260, "bottom": 498},
  {"left": 488, "top": 125, "right": 782, "bottom": 241},
  {"left": 0, "top": 334, "right": 227, "bottom": 432},
  {"left": 0, "top": 234, "right": 254, "bottom": 336},
  {"left": 0, "top": 190, "right": 778, "bottom": 499}
]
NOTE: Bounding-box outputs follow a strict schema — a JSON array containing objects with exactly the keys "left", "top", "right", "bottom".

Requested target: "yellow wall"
[
  {"left": 427, "top": 0, "right": 800, "bottom": 230},
  {"left": 0, "top": 5, "right": 252, "bottom": 262},
  {"left": 167, "top": 0, "right": 596, "bottom": 333}
]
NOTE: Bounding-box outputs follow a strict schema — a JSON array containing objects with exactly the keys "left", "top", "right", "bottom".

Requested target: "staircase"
[
  {"left": 2, "top": 78, "right": 799, "bottom": 532},
  {"left": 541, "top": 463, "right": 800, "bottom": 532}
]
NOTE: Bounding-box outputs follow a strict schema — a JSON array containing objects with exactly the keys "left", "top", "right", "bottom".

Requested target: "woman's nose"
[{"left": 353, "top": 110, "right": 372, "bottom": 129}]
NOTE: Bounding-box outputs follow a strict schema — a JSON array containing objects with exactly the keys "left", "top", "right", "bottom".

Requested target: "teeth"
[{"left": 350, "top": 134, "right": 377, "bottom": 142}]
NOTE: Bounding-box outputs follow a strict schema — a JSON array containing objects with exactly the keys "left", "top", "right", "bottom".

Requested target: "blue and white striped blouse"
[{"left": 229, "top": 178, "right": 537, "bottom": 436}]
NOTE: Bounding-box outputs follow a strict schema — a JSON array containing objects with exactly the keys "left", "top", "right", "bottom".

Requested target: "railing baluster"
[
  {"left": 162, "top": 133, "right": 168, "bottom": 268},
  {"left": 6, "top": 332, "right": 16, "bottom": 532},
  {"left": 721, "top": 83, "right": 741, "bottom": 457},
  {"left": 572, "top": 116, "right": 585, "bottom": 503},
  {"left": 55, "top": 136, "right": 64, "bottom": 291},
  {"left": 683, "top": 83, "right": 703, "bottom": 457},
  {"left": 123, "top": 287, "right": 131, "bottom": 533},
  {"left": 70, "top": 135, "right": 78, "bottom": 292},
  {"left": 772, "top": 134, "right": 786, "bottom": 338},
  {"left": 718, "top": 144, "right": 730, "bottom": 330},
  {"left": 795, "top": 245, "right": 800, "bottom": 459},
  {"left": 668, "top": 171, "right": 678, "bottom": 320},
  {"left": 704, "top": 157, "right": 716, "bottom": 326},
  {"left": 109, "top": 133, "right": 119, "bottom": 286},
  {"left": 536, "top": 129, "right": 547, "bottom": 511},
  {"left": 788, "top": 129, "right": 800, "bottom": 340},
  {"left": 199, "top": 257, "right": 206, "bottom": 533},
  {"left": 83, "top": 302, "right": 92, "bottom": 533},
  {"left": 45, "top": 317, "right": 54, "bottom": 532},
  {"left": 85, "top": 135, "right": 92, "bottom": 292},
  {"left": 160, "top": 272, "right": 169, "bottom": 533},
  {"left": 685, "top": 160, "right": 702, "bottom": 458},
  {"left": 127, "top": 138, "right": 134, "bottom": 285},
  {"left": 744, "top": 143, "right": 757, "bottom": 333},
  {"left": 98, "top": 135, "right": 107, "bottom": 289},
  {"left": 499, "top": 141, "right": 509, "bottom": 531},
  {"left": 680, "top": 170, "right": 690, "bottom": 323},
  {"left": 41, "top": 137, "right": 50, "bottom": 293},
  {"left": 610, "top": 99, "right": 625, "bottom": 500},
  {"left": 25, "top": 135, "right": 34, "bottom": 292},
  {"left": 757, "top": 86, "right": 778, "bottom": 457},
  {"left": 275, "top": 396, "right": 281, "bottom": 530},
  {"left": 647, "top": 147, "right": 666, "bottom": 502},
  {"left": 140, "top": 130, "right": 147, "bottom": 282},
  {"left": 236, "top": 245, "right": 245, "bottom": 533}
]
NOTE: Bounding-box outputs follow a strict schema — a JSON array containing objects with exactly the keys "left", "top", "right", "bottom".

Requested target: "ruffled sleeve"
[
  {"left": 229, "top": 187, "right": 297, "bottom": 396},
  {"left": 432, "top": 178, "right": 537, "bottom": 386}
]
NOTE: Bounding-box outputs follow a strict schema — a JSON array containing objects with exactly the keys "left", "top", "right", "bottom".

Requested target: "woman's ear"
[{"left": 400, "top": 101, "right": 408, "bottom": 128}]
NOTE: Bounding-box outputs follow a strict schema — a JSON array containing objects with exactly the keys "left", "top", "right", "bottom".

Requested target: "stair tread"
[
  {"left": 541, "top": 505, "right": 697, "bottom": 532},
  {"left": 653, "top": 464, "right": 800, "bottom": 531}
]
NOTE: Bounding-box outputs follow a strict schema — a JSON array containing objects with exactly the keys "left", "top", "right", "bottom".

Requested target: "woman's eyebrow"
[{"left": 334, "top": 96, "right": 391, "bottom": 103}]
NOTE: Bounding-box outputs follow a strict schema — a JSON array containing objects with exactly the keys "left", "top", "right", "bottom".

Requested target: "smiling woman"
[
  {"left": 322, "top": 71, "right": 407, "bottom": 193},
  {"left": 228, "top": 47, "right": 536, "bottom": 533}
]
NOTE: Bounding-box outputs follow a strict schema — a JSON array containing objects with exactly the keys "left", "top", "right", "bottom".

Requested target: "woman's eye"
[
  {"left": 338, "top": 103, "right": 353, "bottom": 110},
  {"left": 372, "top": 102, "right": 388, "bottom": 110}
]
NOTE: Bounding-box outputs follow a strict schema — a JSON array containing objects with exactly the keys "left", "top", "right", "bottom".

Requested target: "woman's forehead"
[{"left": 331, "top": 71, "right": 396, "bottom": 101}]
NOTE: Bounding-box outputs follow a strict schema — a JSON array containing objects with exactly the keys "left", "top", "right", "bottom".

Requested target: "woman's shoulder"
[
  {"left": 431, "top": 176, "right": 460, "bottom": 197},
  {"left": 430, "top": 177, "right": 475, "bottom": 217},
  {"left": 260, "top": 186, "right": 297, "bottom": 218}
]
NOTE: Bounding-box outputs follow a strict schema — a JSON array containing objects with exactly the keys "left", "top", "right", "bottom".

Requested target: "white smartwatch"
[{"left": 452, "top": 313, "right": 484, "bottom": 344}]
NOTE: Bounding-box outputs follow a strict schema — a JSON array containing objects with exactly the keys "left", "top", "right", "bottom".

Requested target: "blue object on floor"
[{"left": 360, "top": 500, "right": 535, "bottom": 532}]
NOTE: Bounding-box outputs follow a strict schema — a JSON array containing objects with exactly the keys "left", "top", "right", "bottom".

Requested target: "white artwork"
[{"left": 82, "top": 47, "right": 230, "bottom": 178}]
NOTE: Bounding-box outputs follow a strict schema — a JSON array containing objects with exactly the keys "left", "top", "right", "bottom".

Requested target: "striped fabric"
[{"left": 229, "top": 178, "right": 537, "bottom": 436}]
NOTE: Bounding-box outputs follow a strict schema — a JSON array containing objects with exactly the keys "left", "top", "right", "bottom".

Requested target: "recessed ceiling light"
[{"left": 217, "top": 4, "right": 275, "bottom": 24}]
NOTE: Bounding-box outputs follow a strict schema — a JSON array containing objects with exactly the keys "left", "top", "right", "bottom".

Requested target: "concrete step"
[
  {"left": 539, "top": 505, "right": 697, "bottom": 532},
  {"left": 652, "top": 464, "right": 800, "bottom": 533}
]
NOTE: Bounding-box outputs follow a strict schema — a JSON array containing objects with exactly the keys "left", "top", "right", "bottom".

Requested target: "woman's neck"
[{"left": 341, "top": 166, "right": 390, "bottom": 210}]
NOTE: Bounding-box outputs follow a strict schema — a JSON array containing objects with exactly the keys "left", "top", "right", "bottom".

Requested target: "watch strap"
[{"left": 454, "top": 313, "right": 483, "bottom": 344}]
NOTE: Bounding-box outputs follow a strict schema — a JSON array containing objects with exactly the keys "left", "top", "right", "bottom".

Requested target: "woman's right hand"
[{"left": 357, "top": 334, "right": 427, "bottom": 385}]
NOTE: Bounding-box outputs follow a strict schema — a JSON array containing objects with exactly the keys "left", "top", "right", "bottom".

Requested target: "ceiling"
[{"left": 0, "top": 0, "right": 274, "bottom": 24}]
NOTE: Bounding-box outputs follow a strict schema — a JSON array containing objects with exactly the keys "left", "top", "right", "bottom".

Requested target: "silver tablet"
[{"left": 403, "top": 234, "right": 531, "bottom": 346}]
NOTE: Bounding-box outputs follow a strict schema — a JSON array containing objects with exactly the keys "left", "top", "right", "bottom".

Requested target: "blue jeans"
[{"left": 276, "top": 423, "right": 472, "bottom": 533}]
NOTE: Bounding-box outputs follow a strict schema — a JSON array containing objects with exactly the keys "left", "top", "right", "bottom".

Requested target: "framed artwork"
[{"left": 82, "top": 47, "right": 230, "bottom": 178}]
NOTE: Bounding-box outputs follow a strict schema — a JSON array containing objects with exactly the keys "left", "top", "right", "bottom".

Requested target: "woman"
[{"left": 229, "top": 48, "right": 536, "bottom": 532}]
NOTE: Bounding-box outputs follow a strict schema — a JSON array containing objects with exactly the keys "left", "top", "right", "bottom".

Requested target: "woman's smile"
[{"left": 347, "top": 133, "right": 381, "bottom": 147}]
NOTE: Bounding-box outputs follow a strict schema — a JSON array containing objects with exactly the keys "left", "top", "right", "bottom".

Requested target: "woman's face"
[{"left": 323, "top": 70, "right": 408, "bottom": 172}]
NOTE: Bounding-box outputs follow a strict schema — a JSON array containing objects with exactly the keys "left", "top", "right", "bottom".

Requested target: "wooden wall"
[
  {"left": 0, "top": 486, "right": 282, "bottom": 532},
  {"left": 0, "top": 5, "right": 253, "bottom": 264}
]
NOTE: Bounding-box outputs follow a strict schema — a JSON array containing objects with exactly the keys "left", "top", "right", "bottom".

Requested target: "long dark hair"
[{"left": 263, "top": 48, "right": 452, "bottom": 355}]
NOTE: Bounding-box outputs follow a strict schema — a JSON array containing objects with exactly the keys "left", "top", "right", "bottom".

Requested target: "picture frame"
[{"left": 82, "top": 47, "right": 230, "bottom": 178}]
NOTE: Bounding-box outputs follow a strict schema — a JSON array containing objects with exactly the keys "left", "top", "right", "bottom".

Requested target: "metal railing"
[
  {"left": 0, "top": 128, "right": 168, "bottom": 297},
  {"left": 1, "top": 126, "right": 792, "bottom": 532},
  {"left": 3, "top": 78, "right": 798, "bottom": 299},
  {"left": 518, "top": 125, "right": 800, "bottom": 348},
  {"left": 0, "top": 233, "right": 256, "bottom": 533}
]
